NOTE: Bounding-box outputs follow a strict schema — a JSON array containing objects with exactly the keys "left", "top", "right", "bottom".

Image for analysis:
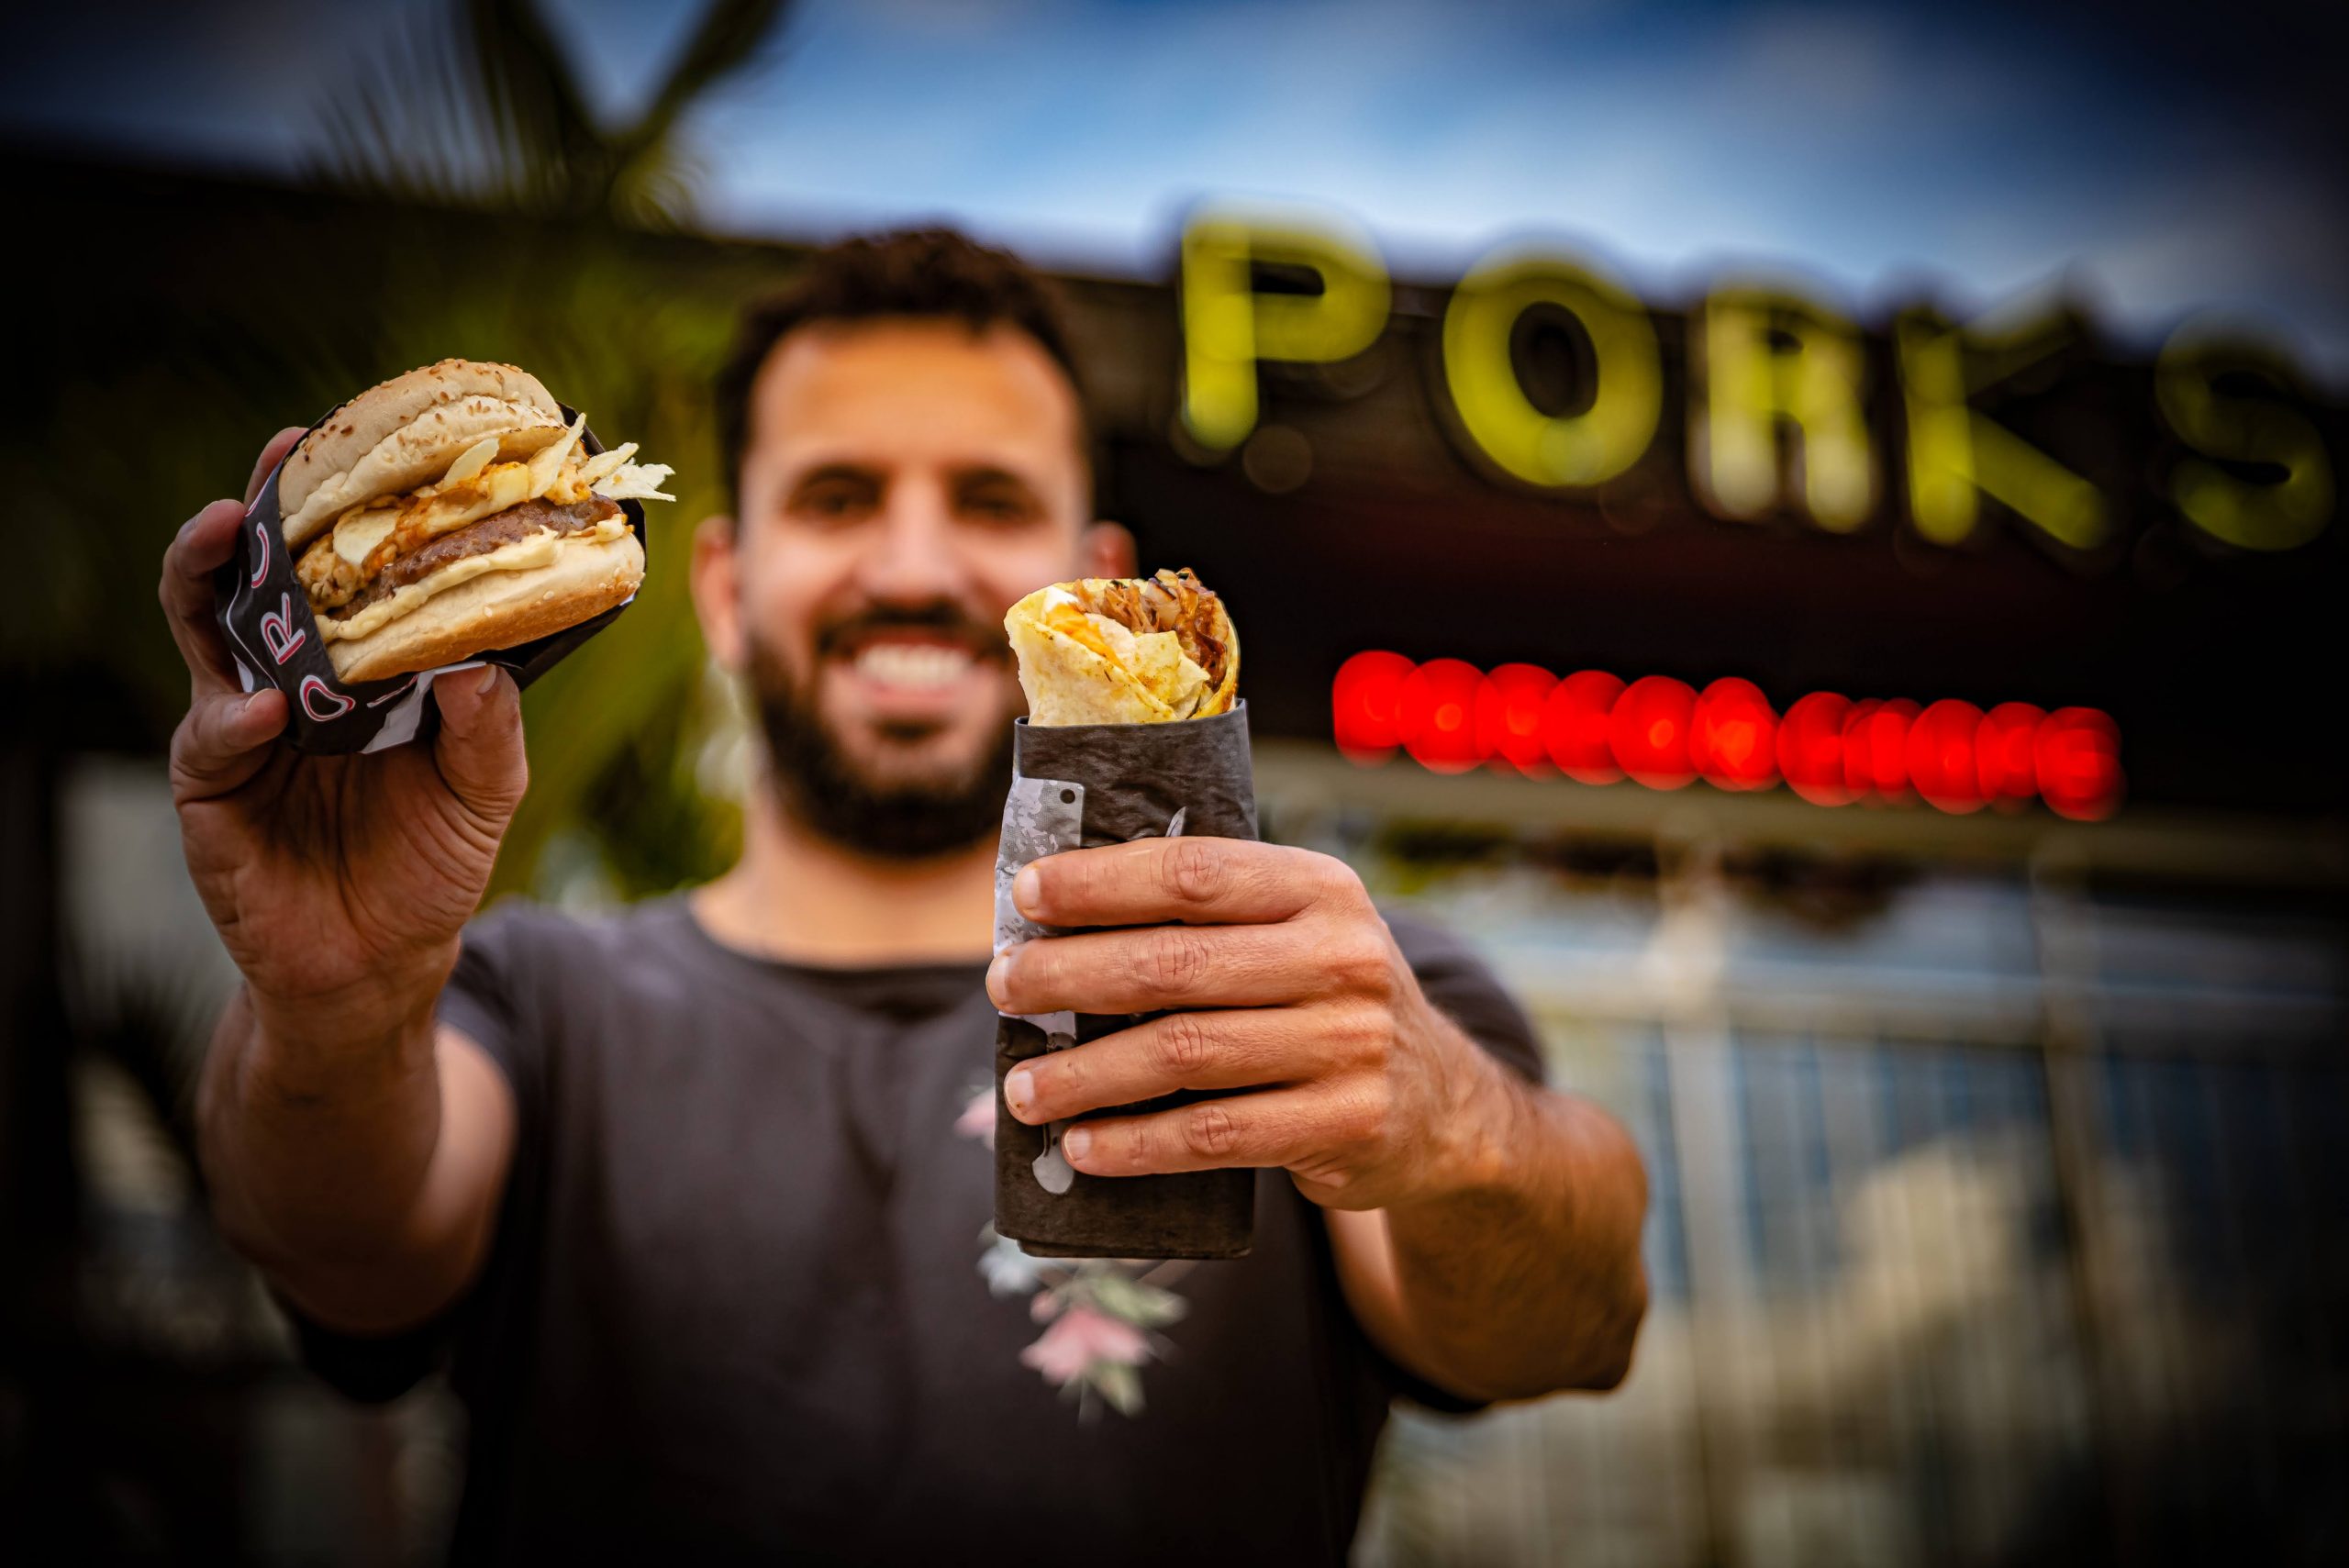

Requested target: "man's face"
[{"left": 696, "top": 318, "right": 1095, "bottom": 856}]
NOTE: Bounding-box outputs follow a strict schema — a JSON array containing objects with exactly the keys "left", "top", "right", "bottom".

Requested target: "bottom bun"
[{"left": 325, "top": 530, "right": 646, "bottom": 684}]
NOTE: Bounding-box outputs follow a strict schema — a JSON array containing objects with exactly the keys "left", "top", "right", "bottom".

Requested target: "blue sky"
[{"left": 10, "top": 0, "right": 2345, "bottom": 378}]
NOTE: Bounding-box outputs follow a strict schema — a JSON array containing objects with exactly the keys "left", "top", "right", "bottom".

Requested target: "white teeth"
[{"left": 853, "top": 642, "right": 974, "bottom": 690}]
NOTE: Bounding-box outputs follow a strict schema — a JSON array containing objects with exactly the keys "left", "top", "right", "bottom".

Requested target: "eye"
[
  {"left": 960, "top": 483, "right": 1040, "bottom": 526},
  {"left": 791, "top": 474, "right": 877, "bottom": 524}
]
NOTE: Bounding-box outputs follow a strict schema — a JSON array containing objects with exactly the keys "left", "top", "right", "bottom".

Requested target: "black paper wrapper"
[
  {"left": 993, "top": 703, "right": 1258, "bottom": 1260},
  {"left": 213, "top": 406, "right": 645, "bottom": 754}
]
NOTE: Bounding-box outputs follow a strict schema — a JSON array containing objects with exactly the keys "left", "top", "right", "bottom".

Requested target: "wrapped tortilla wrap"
[
  {"left": 993, "top": 569, "right": 1255, "bottom": 1259},
  {"left": 1005, "top": 569, "right": 1239, "bottom": 726}
]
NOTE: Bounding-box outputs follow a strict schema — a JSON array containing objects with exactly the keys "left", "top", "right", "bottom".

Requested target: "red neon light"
[
  {"left": 1610, "top": 676, "right": 1697, "bottom": 790},
  {"left": 1976, "top": 702, "right": 2044, "bottom": 802},
  {"left": 1692, "top": 677, "right": 1778, "bottom": 791},
  {"left": 2036, "top": 706, "right": 2123, "bottom": 821},
  {"left": 1330, "top": 651, "right": 2123, "bottom": 817},
  {"left": 1476, "top": 663, "right": 1556, "bottom": 774},
  {"left": 1331, "top": 649, "right": 1414, "bottom": 760},
  {"left": 1778, "top": 691, "right": 1855, "bottom": 806},
  {"left": 1908, "top": 699, "right": 1986, "bottom": 815},
  {"left": 1397, "top": 658, "right": 1485, "bottom": 773},
  {"left": 1849, "top": 699, "right": 1919, "bottom": 800},
  {"left": 1542, "top": 670, "right": 1625, "bottom": 784}
]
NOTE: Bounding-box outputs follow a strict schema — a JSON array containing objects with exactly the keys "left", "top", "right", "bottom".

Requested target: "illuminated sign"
[
  {"left": 1331, "top": 651, "right": 2123, "bottom": 820},
  {"left": 1177, "top": 206, "right": 2336, "bottom": 560}
]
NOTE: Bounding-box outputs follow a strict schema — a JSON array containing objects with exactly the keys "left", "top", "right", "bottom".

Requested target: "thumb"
[{"left": 433, "top": 664, "right": 529, "bottom": 825}]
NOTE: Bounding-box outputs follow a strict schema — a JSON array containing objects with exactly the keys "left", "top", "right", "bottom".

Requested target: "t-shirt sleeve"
[
  {"left": 284, "top": 900, "right": 549, "bottom": 1403},
  {"left": 1383, "top": 908, "right": 1545, "bottom": 1086}
]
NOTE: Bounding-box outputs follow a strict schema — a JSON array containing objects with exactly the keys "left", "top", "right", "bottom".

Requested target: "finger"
[
  {"left": 432, "top": 665, "right": 529, "bottom": 828},
  {"left": 989, "top": 920, "right": 1330, "bottom": 1017},
  {"left": 169, "top": 688, "right": 289, "bottom": 805},
  {"left": 1062, "top": 1085, "right": 1327, "bottom": 1178},
  {"left": 1014, "top": 838, "right": 1353, "bottom": 929},
  {"left": 160, "top": 498, "right": 259, "bottom": 695},
  {"left": 1005, "top": 1007, "right": 1315, "bottom": 1124},
  {"left": 247, "top": 426, "right": 307, "bottom": 506}
]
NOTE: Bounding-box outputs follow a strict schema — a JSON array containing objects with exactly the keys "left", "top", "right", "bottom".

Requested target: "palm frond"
[{"left": 310, "top": 0, "right": 792, "bottom": 226}]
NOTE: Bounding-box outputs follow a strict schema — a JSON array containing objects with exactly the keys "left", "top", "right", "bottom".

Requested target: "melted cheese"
[
  {"left": 326, "top": 414, "right": 586, "bottom": 573},
  {"left": 317, "top": 517, "right": 632, "bottom": 644},
  {"left": 301, "top": 415, "right": 665, "bottom": 612},
  {"left": 331, "top": 506, "right": 401, "bottom": 569}
]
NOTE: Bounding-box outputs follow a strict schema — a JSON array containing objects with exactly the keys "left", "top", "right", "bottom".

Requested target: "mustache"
[{"left": 816, "top": 602, "right": 1008, "bottom": 661}]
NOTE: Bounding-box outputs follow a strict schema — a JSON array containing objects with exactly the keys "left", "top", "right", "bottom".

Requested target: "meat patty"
[{"left": 328, "top": 496, "right": 622, "bottom": 619}]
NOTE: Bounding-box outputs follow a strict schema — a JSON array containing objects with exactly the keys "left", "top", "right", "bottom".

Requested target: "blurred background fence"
[{"left": 6, "top": 2, "right": 2345, "bottom": 1563}]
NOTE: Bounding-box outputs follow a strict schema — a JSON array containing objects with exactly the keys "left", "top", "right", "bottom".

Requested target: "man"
[{"left": 161, "top": 229, "right": 1647, "bottom": 1563}]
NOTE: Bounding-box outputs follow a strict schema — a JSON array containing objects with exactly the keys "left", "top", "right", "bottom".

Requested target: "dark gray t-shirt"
[{"left": 296, "top": 895, "right": 1542, "bottom": 1565}]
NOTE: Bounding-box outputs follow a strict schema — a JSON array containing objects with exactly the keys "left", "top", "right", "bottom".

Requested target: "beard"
[{"left": 745, "top": 617, "right": 1016, "bottom": 861}]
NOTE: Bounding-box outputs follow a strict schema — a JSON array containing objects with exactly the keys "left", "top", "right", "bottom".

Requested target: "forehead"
[{"left": 749, "top": 317, "right": 1085, "bottom": 477}]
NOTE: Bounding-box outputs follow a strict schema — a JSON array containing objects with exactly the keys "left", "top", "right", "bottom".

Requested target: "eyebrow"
[
  {"left": 950, "top": 463, "right": 1044, "bottom": 495},
  {"left": 785, "top": 461, "right": 885, "bottom": 495}
]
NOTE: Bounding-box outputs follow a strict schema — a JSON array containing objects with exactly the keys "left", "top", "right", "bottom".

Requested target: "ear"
[
  {"left": 1077, "top": 521, "right": 1136, "bottom": 580},
  {"left": 690, "top": 515, "right": 748, "bottom": 673}
]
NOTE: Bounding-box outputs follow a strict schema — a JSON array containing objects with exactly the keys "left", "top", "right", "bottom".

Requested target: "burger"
[{"left": 278, "top": 359, "right": 672, "bottom": 683}]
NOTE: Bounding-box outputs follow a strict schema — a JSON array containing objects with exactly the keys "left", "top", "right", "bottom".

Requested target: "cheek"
[
  {"left": 977, "top": 531, "right": 1088, "bottom": 609},
  {"left": 743, "top": 533, "right": 848, "bottom": 662}
]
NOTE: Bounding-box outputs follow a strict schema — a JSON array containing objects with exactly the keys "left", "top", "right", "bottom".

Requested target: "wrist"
[
  {"left": 244, "top": 943, "right": 455, "bottom": 1078},
  {"left": 1410, "top": 1015, "right": 1531, "bottom": 1207}
]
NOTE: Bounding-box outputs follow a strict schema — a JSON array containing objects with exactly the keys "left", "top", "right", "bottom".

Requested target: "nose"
[{"left": 853, "top": 473, "right": 965, "bottom": 606}]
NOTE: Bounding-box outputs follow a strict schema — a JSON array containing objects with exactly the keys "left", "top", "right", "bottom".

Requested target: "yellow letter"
[
  {"left": 1692, "top": 286, "right": 1876, "bottom": 531},
  {"left": 1179, "top": 206, "right": 1391, "bottom": 450},
  {"left": 2155, "top": 319, "right": 2333, "bottom": 551},
  {"left": 1438, "top": 250, "right": 1662, "bottom": 488},
  {"left": 1896, "top": 308, "right": 2108, "bottom": 550}
]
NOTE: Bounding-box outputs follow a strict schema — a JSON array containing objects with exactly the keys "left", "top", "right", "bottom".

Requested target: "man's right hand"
[
  {"left": 164, "top": 428, "right": 529, "bottom": 1031},
  {"left": 174, "top": 428, "right": 526, "bottom": 1334}
]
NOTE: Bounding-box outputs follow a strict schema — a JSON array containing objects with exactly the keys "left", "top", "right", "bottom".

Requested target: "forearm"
[
  {"left": 1382, "top": 1051, "right": 1649, "bottom": 1400},
  {"left": 196, "top": 965, "right": 449, "bottom": 1278}
]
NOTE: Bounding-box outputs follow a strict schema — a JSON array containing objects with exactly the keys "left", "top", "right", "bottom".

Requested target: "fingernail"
[
  {"left": 985, "top": 951, "right": 1011, "bottom": 1007},
  {"left": 1013, "top": 863, "right": 1041, "bottom": 916},
  {"left": 1004, "top": 1067, "right": 1035, "bottom": 1119},
  {"left": 474, "top": 663, "right": 502, "bottom": 696},
  {"left": 1062, "top": 1126, "right": 1093, "bottom": 1162}
]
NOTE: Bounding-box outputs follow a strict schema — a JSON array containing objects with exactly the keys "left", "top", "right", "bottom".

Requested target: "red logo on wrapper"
[
  {"left": 260, "top": 592, "right": 306, "bottom": 664},
  {"left": 249, "top": 520, "right": 271, "bottom": 586},
  {"left": 366, "top": 675, "right": 420, "bottom": 709},
  {"left": 297, "top": 674, "right": 356, "bottom": 721}
]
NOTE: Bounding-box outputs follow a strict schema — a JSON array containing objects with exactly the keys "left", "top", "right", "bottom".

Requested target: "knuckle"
[
  {"left": 1161, "top": 837, "right": 1228, "bottom": 906},
  {"left": 1185, "top": 1101, "right": 1241, "bottom": 1160},
  {"left": 1145, "top": 926, "right": 1214, "bottom": 993},
  {"left": 1331, "top": 1084, "right": 1389, "bottom": 1150},
  {"left": 1311, "top": 851, "right": 1369, "bottom": 908},
  {"left": 1332, "top": 1001, "right": 1392, "bottom": 1061},
  {"left": 1154, "top": 1011, "right": 1215, "bottom": 1080},
  {"left": 1327, "top": 930, "right": 1394, "bottom": 995}
]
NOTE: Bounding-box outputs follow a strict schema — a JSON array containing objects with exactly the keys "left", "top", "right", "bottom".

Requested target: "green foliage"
[
  {"left": 9, "top": 0, "right": 797, "bottom": 899},
  {"left": 315, "top": 0, "right": 792, "bottom": 228}
]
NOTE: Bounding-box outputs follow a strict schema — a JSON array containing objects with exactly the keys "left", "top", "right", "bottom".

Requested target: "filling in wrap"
[{"left": 1006, "top": 569, "right": 1240, "bottom": 726}]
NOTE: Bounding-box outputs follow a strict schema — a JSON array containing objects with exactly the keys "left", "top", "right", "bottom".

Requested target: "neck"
[{"left": 693, "top": 775, "right": 997, "bottom": 968}]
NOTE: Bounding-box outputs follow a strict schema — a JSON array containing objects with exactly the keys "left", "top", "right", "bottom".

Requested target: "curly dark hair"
[{"left": 714, "top": 226, "right": 1091, "bottom": 514}]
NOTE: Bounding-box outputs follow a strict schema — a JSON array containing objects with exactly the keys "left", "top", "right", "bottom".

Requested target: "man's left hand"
[{"left": 986, "top": 839, "right": 1508, "bottom": 1211}]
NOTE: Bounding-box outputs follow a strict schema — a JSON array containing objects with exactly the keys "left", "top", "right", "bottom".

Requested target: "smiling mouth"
[{"left": 848, "top": 640, "right": 983, "bottom": 691}]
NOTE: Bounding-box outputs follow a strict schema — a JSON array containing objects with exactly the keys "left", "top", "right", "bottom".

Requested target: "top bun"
[{"left": 279, "top": 359, "right": 562, "bottom": 548}]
